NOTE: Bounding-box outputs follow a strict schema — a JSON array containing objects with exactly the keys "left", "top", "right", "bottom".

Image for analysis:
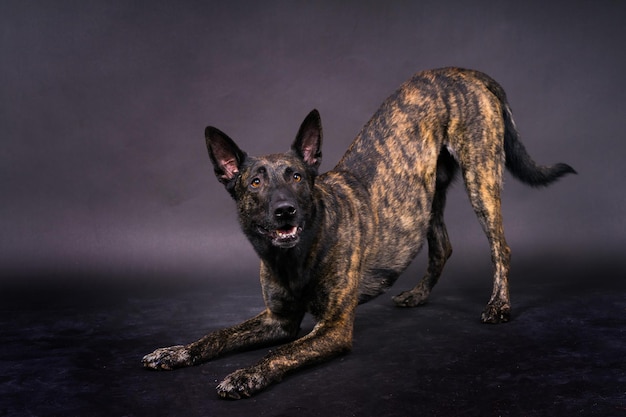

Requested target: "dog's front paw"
[
  {"left": 142, "top": 345, "right": 193, "bottom": 370},
  {"left": 216, "top": 368, "right": 271, "bottom": 400}
]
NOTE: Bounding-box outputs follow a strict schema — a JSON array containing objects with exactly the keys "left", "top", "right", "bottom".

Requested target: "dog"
[{"left": 142, "top": 67, "right": 576, "bottom": 399}]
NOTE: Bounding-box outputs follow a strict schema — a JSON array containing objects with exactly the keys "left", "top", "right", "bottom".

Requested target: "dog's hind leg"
[
  {"left": 460, "top": 143, "right": 512, "bottom": 323},
  {"left": 393, "top": 149, "right": 457, "bottom": 307},
  {"left": 465, "top": 177, "right": 511, "bottom": 323}
]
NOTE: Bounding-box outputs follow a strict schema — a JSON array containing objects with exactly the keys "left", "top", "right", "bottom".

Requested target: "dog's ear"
[
  {"left": 292, "top": 109, "right": 323, "bottom": 171},
  {"left": 205, "top": 126, "right": 247, "bottom": 189}
]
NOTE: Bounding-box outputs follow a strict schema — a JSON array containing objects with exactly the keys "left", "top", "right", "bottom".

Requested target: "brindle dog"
[{"left": 143, "top": 67, "right": 576, "bottom": 399}]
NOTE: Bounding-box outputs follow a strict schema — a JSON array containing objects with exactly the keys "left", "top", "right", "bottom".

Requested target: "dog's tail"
[
  {"left": 478, "top": 73, "right": 577, "bottom": 187},
  {"left": 501, "top": 102, "right": 577, "bottom": 187}
]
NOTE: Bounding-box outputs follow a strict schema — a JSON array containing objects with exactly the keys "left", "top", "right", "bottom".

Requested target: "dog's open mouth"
[{"left": 258, "top": 225, "right": 303, "bottom": 248}]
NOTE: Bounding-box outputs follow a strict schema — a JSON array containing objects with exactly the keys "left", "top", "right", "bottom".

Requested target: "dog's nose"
[{"left": 274, "top": 201, "right": 297, "bottom": 219}]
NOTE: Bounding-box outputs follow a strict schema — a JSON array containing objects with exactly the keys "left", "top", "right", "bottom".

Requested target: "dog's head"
[{"left": 205, "top": 110, "right": 323, "bottom": 251}]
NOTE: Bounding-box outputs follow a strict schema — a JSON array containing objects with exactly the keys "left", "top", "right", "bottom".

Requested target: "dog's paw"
[
  {"left": 216, "top": 368, "right": 271, "bottom": 400},
  {"left": 392, "top": 287, "right": 429, "bottom": 307},
  {"left": 481, "top": 302, "right": 511, "bottom": 324},
  {"left": 142, "top": 345, "right": 193, "bottom": 370}
]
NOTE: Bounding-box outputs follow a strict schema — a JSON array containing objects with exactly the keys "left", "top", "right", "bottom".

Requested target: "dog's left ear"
[{"left": 292, "top": 109, "right": 323, "bottom": 171}]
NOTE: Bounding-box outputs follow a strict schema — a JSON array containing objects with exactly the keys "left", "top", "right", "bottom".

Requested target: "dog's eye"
[
  {"left": 293, "top": 173, "right": 302, "bottom": 183},
  {"left": 250, "top": 178, "right": 261, "bottom": 188}
]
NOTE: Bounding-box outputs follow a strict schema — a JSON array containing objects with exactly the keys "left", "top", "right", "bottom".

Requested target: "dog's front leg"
[
  {"left": 216, "top": 313, "right": 355, "bottom": 399},
  {"left": 142, "top": 309, "right": 301, "bottom": 370}
]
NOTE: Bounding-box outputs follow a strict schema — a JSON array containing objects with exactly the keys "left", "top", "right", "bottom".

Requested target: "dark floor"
[{"left": 1, "top": 253, "right": 625, "bottom": 417}]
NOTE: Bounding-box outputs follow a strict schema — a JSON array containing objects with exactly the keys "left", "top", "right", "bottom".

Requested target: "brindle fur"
[{"left": 142, "top": 67, "right": 576, "bottom": 399}]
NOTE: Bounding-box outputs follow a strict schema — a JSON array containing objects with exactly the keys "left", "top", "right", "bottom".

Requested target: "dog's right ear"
[{"left": 205, "top": 126, "right": 247, "bottom": 190}]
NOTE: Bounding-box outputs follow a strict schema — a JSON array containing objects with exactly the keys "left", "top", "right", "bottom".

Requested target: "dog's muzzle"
[{"left": 259, "top": 196, "right": 303, "bottom": 248}]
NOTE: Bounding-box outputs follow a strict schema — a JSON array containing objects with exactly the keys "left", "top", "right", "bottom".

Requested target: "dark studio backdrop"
[
  {"left": 1, "top": 0, "right": 624, "bottom": 283},
  {"left": 1, "top": 1, "right": 625, "bottom": 415}
]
